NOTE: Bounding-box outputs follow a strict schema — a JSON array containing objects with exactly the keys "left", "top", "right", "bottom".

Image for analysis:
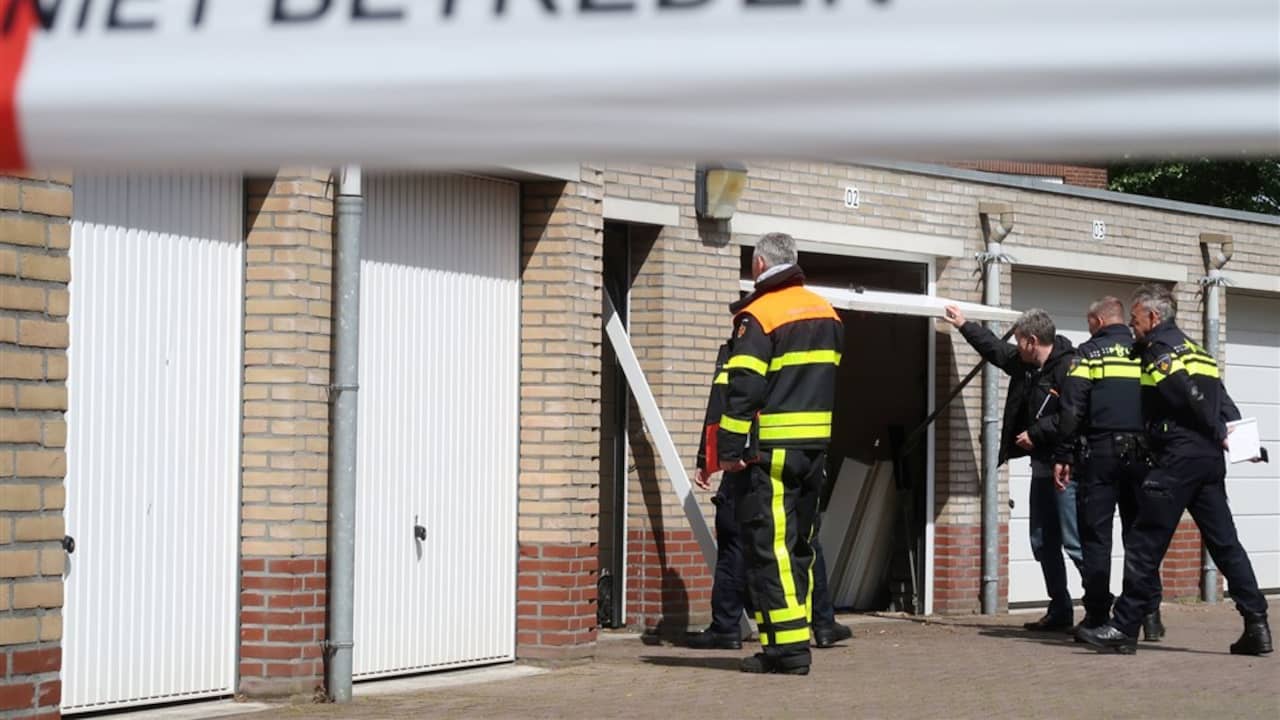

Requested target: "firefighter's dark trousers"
[{"left": 740, "top": 448, "right": 824, "bottom": 670}]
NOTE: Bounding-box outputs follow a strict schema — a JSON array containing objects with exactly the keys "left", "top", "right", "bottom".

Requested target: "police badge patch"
[
  {"left": 737, "top": 318, "right": 749, "bottom": 338},
  {"left": 1156, "top": 353, "right": 1173, "bottom": 374},
  {"left": 1068, "top": 356, "right": 1081, "bottom": 372}
]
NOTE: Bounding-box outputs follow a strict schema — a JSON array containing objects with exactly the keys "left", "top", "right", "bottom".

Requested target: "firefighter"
[
  {"left": 1078, "top": 284, "right": 1271, "bottom": 655},
  {"left": 1050, "top": 297, "right": 1164, "bottom": 641},
  {"left": 714, "top": 232, "right": 843, "bottom": 675},
  {"left": 691, "top": 345, "right": 853, "bottom": 651}
]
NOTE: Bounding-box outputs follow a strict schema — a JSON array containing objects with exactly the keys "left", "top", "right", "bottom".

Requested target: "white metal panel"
[
  {"left": 1007, "top": 271, "right": 1138, "bottom": 605},
  {"left": 1225, "top": 293, "right": 1280, "bottom": 590},
  {"left": 354, "top": 175, "right": 519, "bottom": 678},
  {"left": 65, "top": 173, "right": 242, "bottom": 712}
]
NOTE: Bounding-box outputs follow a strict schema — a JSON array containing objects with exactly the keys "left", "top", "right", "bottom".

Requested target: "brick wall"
[
  {"left": 604, "top": 160, "right": 1279, "bottom": 619},
  {"left": 602, "top": 165, "right": 739, "bottom": 631},
  {"left": 1, "top": 172, "right": 71, "bottom": 720},
  {"left": 238, "top": 170, "right": 334, "bottom": 697},
  {"left": 949, "top": 161, "right": 1109, "bottom": 189},
  {"left": 516, "top": 171, "right": 605, "bottom": 660}
]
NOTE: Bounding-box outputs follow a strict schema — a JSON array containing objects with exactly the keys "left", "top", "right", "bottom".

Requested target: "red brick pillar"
[
  {"left": 1, "top": 171, "right": 72, "bottom": 719},
  {"left": 238, "top": 170, "right": 334, "bottom": 697},
  {"left": 516, "top": 169, "right": 603, "bottom": 660}
]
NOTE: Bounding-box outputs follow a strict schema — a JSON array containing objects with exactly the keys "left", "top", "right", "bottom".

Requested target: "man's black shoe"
[
  {"left": 1229, "top": 614, "right": 1273, "bottom": 656},
  {"left": 1077, "top": 623, "right": 1138, "bottom": 654},
  {"left": 1023, "top": 612, "right": 1074, "bottom": 632},
  {"left": 739, "top": 652, "right": 810, "bottom": 675},
  {"left": 1142, "top": 609, "right": 1166, "bottom": 642},
  {"left": 686, "top": 628, "right": 742, "bottom": 650},
  {"left": 813, "top": 622, "right": 853, "bottom": 648},
  {"left": 1072, "top": 614, "right": 1108, "bottom": 643}
]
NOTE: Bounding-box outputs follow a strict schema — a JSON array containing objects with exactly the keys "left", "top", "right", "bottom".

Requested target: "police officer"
[
  {"left": 1051, "top": 297, "right": 1163, "bottom": 641},
  {"left": 715, "top": 232, "right": 842, "bottom": 675},
  {"left": 1079, "top": 284, "right": 1272, "bottom": 655},
  {"left": 691, "top": 345, "right": 852, "bottom": 651}
]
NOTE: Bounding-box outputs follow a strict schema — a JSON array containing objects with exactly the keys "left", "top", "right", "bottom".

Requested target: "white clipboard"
[{"left": 1226, "top": 418, "right": 1263, "bottom": 464}]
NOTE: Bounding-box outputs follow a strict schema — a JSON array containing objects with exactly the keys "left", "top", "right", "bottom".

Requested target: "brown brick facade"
[
  {"left": 238, "top": 170, "right": 334, "bottom": 697},
  {"left": 516, "top": 171, "right": 605, "bottom": 659},
  {"left": 950, "top": 161, "right": 1109, "bottom": 189},
  {"left": 1, "top": 172, "right": 70, "bottom": 720}
]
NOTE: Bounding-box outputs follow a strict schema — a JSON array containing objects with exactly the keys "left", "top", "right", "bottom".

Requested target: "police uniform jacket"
[
  {"left": 716, "top": 265, "right": 843, "bottom": 464},
  {"left": 1137, "top": 321, "right": 1241, "bottom": 462},
  {"left": 1051, "top": 323, "right": 1144, "bottom": 463},
  {"left": 959, "top": 321, "right": 1076, "bottom": 465}
]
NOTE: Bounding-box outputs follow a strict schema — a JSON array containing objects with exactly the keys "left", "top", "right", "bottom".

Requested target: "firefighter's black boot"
[
  {"left": 1141, "top": 609, "right": 1166, "bottom": 642},
  {"left": 1229, "top": 613, "right": 1273, "bottom": 656}
]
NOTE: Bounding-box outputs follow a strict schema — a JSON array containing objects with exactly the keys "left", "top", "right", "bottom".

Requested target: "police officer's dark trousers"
[
  {"left": 1076, "top": 435, "right": 1158, "bottom": 620},
  {"left": 740, "top": 448, "right": 823, "bottom": 670},
  {"left": 1114, "top": 455, "right": 1267, "bottom": 636}
]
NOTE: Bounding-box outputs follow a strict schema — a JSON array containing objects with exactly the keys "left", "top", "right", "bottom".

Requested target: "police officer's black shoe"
[
  {"left": 812, "top": 622, "right": 853, "bottom": 648},
  {"left": 739, "top": 653, "right": 810, "bottom": 675},
  {"left": 686, "top": 628, "right": 742, "bottom": 650},
  {"left": 1072, "top": 614, "right": 1108, "bottom": 643},
  {"left": 1077, "top": 623, "right": 1138, "bottom": 654},
  {"left": 1142, "top": 610, "right": 1166, "bottom": 642},
  {"left": 1229, "top": 614, "right": 1273, "bottom": 656},
  {"left": 1023, "top": 612, "right": 1074, "bottom": 632}
]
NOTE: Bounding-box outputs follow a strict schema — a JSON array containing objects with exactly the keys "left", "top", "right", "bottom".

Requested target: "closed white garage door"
[
  {"left": 1225, "top": 293, "right": 1280, "bottom": 591},
  {"left": 353, "top": 175, "right": 520, "bottom": 678},
  {"left": 1008, "top": 271, "right": 1139, "bottom": 606},
  {"left": 65, "top": 174, "right": 242, "bottom": 712}
]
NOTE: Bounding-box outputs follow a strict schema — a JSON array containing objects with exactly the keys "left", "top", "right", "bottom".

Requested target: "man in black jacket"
[{"left": 944, "top": 305, "right": 1082, "bottom": 630}]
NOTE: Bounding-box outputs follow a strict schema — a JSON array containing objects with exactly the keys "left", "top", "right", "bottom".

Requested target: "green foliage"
[{"left": 1107, "top": 159, "right": 1280, "bottom": 215}]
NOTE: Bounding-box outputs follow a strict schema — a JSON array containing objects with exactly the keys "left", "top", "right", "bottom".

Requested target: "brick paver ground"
[{"left": 230, "top": 603, "right": 1278, "bottom": 719}]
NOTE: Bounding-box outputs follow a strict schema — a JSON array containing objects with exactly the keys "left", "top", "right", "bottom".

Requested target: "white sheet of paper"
[{"left": 1226, "top": 418, "right": 1262, "bottom": 464}]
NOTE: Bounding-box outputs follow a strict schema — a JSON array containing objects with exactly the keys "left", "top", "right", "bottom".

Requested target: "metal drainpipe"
[
  {"left": 1199, "top": 233, "right": 1233, "bottom": 604},
  {"left": 978, "top": 203, "right": 1014, "bottom": 615},
  {"left": 326, "top": 166, "right": 363, "bottom": 702}
]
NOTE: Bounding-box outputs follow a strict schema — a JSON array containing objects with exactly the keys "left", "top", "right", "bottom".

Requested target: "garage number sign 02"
[
  {"left": 844, "top": 186, "right": 860, "bottom": 209},
  {"left": 1092, "top": 220, "right": 1107, "bottom": 241}
]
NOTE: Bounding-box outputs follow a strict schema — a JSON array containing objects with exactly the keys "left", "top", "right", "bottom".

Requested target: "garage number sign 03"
[{"left": 1092, "top": 220, "right": 1107, "bottom": 241}]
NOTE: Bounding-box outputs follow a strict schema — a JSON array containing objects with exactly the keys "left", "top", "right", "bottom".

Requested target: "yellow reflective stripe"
[
  {"left": 719, "top": 415, "right": 752, "bottom": 435},
  {"left": 769, "top": 449, "right": 802, "bottom": 613},
  {"left": 754, "top": 605, "right": 808, "bottom": 625},
  {"left": 725, "top": 354, "right": 768, "bottom": 376},
  {"left": 758, "top": 411, "right": 832, "bottom": 428},
  {"left": 1183, "top": 357, "right": 1221, "bottom": 378},
  {"left": 768, "top": 349, "right": 841, "bottom": 372},
  {"left": 1069, "top": 364, "right": 1093, "bottom": 380},
  {"left": 1097, "top": 364, "right": 1141, "bottom": 379},
  {"left": 1141, "top": 373, "right": 1156, "bottom": 387},
  {"left": 713, "top": 372, "right": 728, "bottom": 385},
  {"left": 759, "top": 426, "right": 832, "bottom": 441},
  {"left": 760, "top": 628, "right": 811, "bottom": 646}
]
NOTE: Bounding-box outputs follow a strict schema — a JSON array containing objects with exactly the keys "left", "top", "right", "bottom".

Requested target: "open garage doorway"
[{"left": 739, "top": 250, "right": 930, "bottom": 613}]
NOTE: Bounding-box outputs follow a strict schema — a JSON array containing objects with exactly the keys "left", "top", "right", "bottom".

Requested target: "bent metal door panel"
[
  {"left": 353, "top": 175, "right": 519, "bottom": 678},
  {"left": 64, "top": 173, "right": 242, "bottom": 712}
]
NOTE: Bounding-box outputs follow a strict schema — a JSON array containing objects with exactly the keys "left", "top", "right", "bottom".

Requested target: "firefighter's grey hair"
[
  {"left": 1088, "top": 296, "right": 1125, "bottom": 323},
  {"left": 754, "top": 232, "right": 798, "bottom": 268},
  {"left": 1131, "top": 283, "right": 1178, "bottom": 323},
  {"left": 1012, "top": 308, "right": 1056, "bottom": 345}
]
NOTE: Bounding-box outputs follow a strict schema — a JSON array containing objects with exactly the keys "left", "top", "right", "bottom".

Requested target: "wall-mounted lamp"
[{"left": 695, "top": 162, "right": 748, "bottom": 220}]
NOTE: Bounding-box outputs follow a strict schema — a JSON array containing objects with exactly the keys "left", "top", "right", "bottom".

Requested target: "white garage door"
[
  {"left": 65, "top": 174, "right": 242, "bottom": 712},
  {"left": 353, "top": 175, "right": 520, "bottom": 678},
  {"left": 1225, "top": 293, "right": 1280, "bottom": 591},
  {"left": 1008, "top": 271, "right": 1138, "bottom": 606}
]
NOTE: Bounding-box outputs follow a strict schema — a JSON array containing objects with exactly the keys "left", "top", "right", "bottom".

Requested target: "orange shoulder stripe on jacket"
[{"left": 737, "top": 285, "right": 839, "bottom": 334}]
